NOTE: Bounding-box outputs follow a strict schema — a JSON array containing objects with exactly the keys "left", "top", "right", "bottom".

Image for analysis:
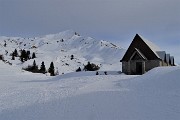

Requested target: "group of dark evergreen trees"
[
  {"left": 10, "top": 49, "right": 100, "bottom": 76},
  {"left": 23, "top": 60, "right": 56, "bottom": 76},
  {"left": 20, "top": 49, "right": 36, "bottom": 62},
  {"left": 9, "top": 49, "right": 56, "bottom": 76},
  {"left": 11, "top": 49, "right": 36, "bottom": 62},
  {"left": 76, "top": 62, "right": 100, "bottom": 72},
  {"left": 83, "top": 62, "right": 100, "bottom": 71}
]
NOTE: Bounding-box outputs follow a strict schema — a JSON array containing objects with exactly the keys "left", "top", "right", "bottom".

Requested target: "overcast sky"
[{"left": 0, "top": 0, "right": 180, "bottom": 63}]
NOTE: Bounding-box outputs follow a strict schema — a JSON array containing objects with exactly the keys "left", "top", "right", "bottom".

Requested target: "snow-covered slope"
[
  {"left": 0, "top": 30, "right": 125, "bottom": 74},
  {"left": 0, "top": 60, "right": 180, "bottom": 120}
]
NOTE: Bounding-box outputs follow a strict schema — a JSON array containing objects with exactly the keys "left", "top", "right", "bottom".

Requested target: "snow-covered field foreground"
[{"left": 0, "top": 61, "right": 180, "bottom": 120}]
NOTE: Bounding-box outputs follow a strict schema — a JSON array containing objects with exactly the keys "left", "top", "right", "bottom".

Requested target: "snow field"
[{"left": 0, "top": 64, "right": 180, "bottom": 120}]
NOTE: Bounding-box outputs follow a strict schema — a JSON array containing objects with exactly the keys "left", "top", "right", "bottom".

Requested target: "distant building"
[{"left": 120, "top": 34, "right": 175, "bottom": 75}]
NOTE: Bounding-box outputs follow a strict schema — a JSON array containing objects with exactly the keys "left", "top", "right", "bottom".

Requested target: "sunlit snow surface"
[{"left": 0, "top": 61, "right": 180, "bottom": 120}]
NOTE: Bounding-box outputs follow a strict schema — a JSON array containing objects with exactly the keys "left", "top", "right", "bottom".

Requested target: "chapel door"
[{"left": 136, "top": 62, "right": 143, "bottom": 75}]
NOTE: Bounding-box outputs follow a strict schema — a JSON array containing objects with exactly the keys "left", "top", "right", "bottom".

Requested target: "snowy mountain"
[{"left": 0, "top": 30, "right": 125, "bottom": 74}]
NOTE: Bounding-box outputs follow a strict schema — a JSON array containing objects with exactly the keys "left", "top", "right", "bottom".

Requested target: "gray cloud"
[{"left": 0, "top": 0, "right": 180, "bottom": 63}]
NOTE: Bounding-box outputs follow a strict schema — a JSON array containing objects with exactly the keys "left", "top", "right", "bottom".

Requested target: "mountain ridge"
[{"left": 0, "top": 30, "right": 125, "bottom": 74}]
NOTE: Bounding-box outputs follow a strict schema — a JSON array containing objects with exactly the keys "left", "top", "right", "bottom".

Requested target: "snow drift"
[{"left": 0, "top": 60, "right": 179, "bottom": 120}]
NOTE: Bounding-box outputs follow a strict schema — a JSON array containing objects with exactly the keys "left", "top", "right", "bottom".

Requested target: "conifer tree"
[
  {"left": 32, "top": 52, "right": 36, "bottom": 59},
  {"left": 84, "top": 62, "right": 91, "bottom": 71},
  {"left": 39, "top": 61, "right": 46, "bottom": 74},
  {"left": 32, "top": 60, "right": 38, "bottom": 72},
  {"left": 12, "top": 54, "right": 15, "bottom": 60},
  {"left": 20, "top": 50, "right": 24, "bottom": 62},
  {"left": 27, "top": 50, "right": 31, "bottom": 59},
  {"left": 12, "top": 49, "right": 18, "bottom": 57},
  {"left": 76, "top": 67, "right": 81, "bottom": 72},
  {"left": 48, "top": 62, "right": 55, "bottom": 76},
  {"left": 20, "top": 49, "right": 28, "bottom": 62},
  {"left": 14, "top": 49, "right": 18, "bottom": 57}
]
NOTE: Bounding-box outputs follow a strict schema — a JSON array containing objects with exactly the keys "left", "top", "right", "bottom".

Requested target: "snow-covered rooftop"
[
  {"left": 156, "top": 51, "right": 166, "bottom": 60},
  {"left": 138, "top": 34, "right": 161, "bottom": 51},
  {"left": 138, "top": 34, "right": 164, "bottom": 59}
]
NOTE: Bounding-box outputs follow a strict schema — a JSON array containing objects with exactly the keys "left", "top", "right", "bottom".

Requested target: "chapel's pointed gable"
[{"left": 121, "top": 34, "right": 160, "bottom": 62}]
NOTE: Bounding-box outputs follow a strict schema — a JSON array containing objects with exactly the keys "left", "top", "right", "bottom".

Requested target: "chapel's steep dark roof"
[{"left": 121, "top": 34, "right": 163, "bottom": 62}]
